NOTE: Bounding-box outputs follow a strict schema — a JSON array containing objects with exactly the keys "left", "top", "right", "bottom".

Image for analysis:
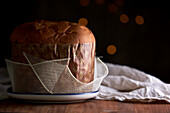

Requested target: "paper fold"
[{"left": 6, "top": 54, "right": 108, "bottom": 94}]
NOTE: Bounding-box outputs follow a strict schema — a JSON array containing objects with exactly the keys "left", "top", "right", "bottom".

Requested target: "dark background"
[{"left": 1, "top": 0, "right": 170, "bottom": 83}]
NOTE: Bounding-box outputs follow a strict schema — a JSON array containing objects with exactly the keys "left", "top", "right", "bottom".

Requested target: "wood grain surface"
[{"left": 0, "top": 99, "right": 170, "bottom": 113}]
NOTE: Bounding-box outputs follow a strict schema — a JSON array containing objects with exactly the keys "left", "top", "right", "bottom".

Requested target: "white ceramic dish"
[{"left": 7, "top": 89, "right": 99, "bottom": 103}]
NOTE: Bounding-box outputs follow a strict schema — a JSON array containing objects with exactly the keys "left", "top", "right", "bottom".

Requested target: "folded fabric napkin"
[
  {"left": 0, "top": 68, "right": 11, "bottom": 100},
  {"left": 1, "top": 62, "right": 170, "bottom": 103},
  {"left": 96, "top": 63, "right": 170, "bottom": 103}
]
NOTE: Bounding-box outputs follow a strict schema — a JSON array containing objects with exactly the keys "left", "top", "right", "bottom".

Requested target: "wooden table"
[{"left": 0, "top": 99, "right": 170, "bottom": 113}]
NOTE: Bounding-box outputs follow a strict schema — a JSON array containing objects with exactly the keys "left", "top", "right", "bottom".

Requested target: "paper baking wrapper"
[
  {"left": 11, "top": 42, "right": 95, "bottom": 83},
  {"left": 6, "top": 55, "right": 108, "bottom": 94}
]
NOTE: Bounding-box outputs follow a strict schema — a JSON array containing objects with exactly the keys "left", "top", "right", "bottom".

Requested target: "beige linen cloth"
[
  {"left": 1, "top": 61, "right": 170, "bottom": 102},
  {"left": 0, "top": 68, "right": 11, "bottom": 100},
  {"left": 96, "top": 63, "right": 170, "bottom": 103}
]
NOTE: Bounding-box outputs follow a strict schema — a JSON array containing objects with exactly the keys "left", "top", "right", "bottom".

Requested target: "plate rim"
[
  {"left": 7, "top": 88, "right": 99, "bottom": 96},
  {"left": 7, "top": 88, "right": 99, "bottom": 103}
]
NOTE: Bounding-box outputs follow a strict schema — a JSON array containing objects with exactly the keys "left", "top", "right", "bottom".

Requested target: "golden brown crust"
[{"left": 10, "top": 20, "right": 95, "bottom": 44}]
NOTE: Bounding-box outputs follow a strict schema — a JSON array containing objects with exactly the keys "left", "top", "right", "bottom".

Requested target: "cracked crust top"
[{"left": 10, "top": 20, "right": 95, "bottom": 44}]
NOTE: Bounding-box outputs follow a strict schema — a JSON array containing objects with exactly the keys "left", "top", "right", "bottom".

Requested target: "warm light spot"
[
  {"left": 78, "top": 18, "right": 88, "bottom": 26},
  {"left": 108, "top": 3, "right": 118, "bottom": 12},
  {"left": 120, "top": 14, "right": 129, "bottom": 23},
  {"left": 135, "top": 15, "right": 144, "bottom": 25},
  {"left": 80, "top": 0, "right": 90, "bottom": 6},
  {"left": 107, "top": 45, "right": 117, "bottom": 55},
  {"left": 115, "top": 0, "right": 124, "bottom": 6},
  {"left": 96, "top": 0, "right": 105, "bottom": 5}
]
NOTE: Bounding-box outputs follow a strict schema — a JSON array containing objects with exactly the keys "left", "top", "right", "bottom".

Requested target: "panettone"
[{"left": 10, "top": 20, "right": 96, "bottom": 83}]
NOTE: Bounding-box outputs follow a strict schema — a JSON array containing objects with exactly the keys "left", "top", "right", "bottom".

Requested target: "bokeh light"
[
  {"left": 80, "top": 0, "right": 90, "bottom": 6},
  {"left": 78, "top": 18, "right": 88, "bottom": 26},
  {"left": 115, "top": 0, "right": 124, "bottom": 6},
  {"left": 107, "top": 45, "right": 117, "bottom": 55},
  {"left": 108, "top": 3, "right": 118, "bottom": 13},
  {"left": 120, "top": 14, "right": 129, "bottom": 23},
  {"left": 95, "top": 0, "right": 105, "bottom": 5},
  {"left": 135, "top": 15, "right": 144, "bottom": 25}
]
